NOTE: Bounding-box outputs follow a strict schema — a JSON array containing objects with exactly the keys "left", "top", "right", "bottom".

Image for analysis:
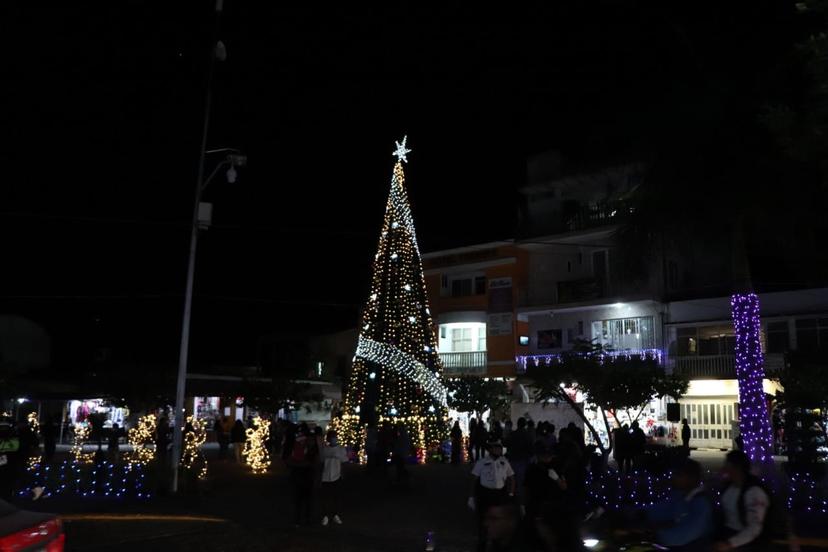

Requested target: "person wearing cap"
[{"left": 469, "top": 439, "right": 515, "bottom": 552}]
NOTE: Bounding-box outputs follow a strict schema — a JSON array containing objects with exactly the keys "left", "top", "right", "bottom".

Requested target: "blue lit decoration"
[
  {"left": 787, "top": 472, "right": 828, "bottom": 515},
  {"left": 18, "top": 459, "right": 151, "bottom": 500},
  {"left": 730, "top": 293, "right": 774, "bottom": 465},
  {"left": 585, "top": 469, "right": 673, "bottom": 510},
  {"left": 516, "top": 348, "right": 663, "bottom": 374}
]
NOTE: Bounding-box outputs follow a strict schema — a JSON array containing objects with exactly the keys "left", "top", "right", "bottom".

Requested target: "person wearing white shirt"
[
  {"left": 715, "top": 450, "right": 770, "bottom": 551},
  {"left": 469, "top": 440, "right": 515, "bottom": 552},
  {"left": 320, "top": 430, "right": 348, "bottom": 526}
]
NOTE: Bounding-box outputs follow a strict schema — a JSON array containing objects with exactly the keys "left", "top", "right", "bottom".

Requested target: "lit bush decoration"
[
  {"left": 128, "top": 414, "right": 157, "bottom": 466},
  {"left": 70, "top": 424, "right": 95, "bottom": 465},
  {"left": 181, "top": 416, "right": 208, "bottom": 480},
  {"left": 243, "top": 416, "right": 271, "bottom": 474},
  {"left": 340, "top": 137, "right": 447, "bottom": 455},
  {"left": 730, "top": 293, "right": 774, "bottom": 464}
]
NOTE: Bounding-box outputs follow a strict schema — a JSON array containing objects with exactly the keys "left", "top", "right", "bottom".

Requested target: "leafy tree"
[
  {"left": 526, "top": 341, "right": 687, "bottom": 462},
  {"left": 445, "top": 376, "right": 509, "bottom": 420}
]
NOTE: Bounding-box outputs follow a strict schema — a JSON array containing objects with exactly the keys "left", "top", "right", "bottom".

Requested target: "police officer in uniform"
[{"left": 468, "top": 439, "right": 515, "bottom": 552}]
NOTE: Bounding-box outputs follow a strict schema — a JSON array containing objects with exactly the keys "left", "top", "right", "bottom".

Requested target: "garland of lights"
[
  {"left": 181, "top": 416, "right": 208, "bottom": 480},
  {"left": 26, "top": 413, "right": 41, "bottom": 469},
  {"left": 243, "top": 416, "right": 271, "bottom": 474},
  {"left": 128, "top": 414, "right": 157, "bottom": 466},
  {"left": 356, "top": 337, "right": 447, "bottom": 406},
  {"left": 70, "top": 425, "right": 95, "bottom": 465},
  {"left": 517, "top": 349, "right": 663, "bottom": 373},
  {"left": 730, "top": 293, "right": 774, "bottom": 465},
  {"left": 21, "top": 459, "right": 150, "bottom": 499},
  {"left": 339, "top": 138, "right": 448, "bottom": 456}
]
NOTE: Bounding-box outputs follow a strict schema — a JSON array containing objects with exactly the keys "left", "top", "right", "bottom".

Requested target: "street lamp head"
[
  {"left": 225, "top": 165, "right": 237, "bottom": 184},
  {"left": 225, "top": 153, "right": 247, "bottom": 183}
]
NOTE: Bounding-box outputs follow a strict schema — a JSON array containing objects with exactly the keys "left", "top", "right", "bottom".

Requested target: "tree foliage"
[
  {"left": 445, "top": 376, "right": 509, "bottom": 418},
  {"left": 526, "top": 342, "right": 688, "bottom": 457}
]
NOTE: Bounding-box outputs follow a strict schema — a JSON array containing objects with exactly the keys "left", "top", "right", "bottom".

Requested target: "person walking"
[
  {"left": 505, "top": 417, "right": 531, "bottom": 509},
  {"left": 630, "top": 420, "right": 646, "bottom": 469},
  {"left": 525, "top": 441, "right": 570, "bottom": 550},
  {"left": 108, "top": 423, "right": 123, "bottom": 461},
  {"left": 682, "top": 418, "right": 692, "bottom": 451},
  {"left": 469, "top": 439, "right": 515, "bottom": 552},
  {"left": 468, "top": 418, "right": 479, "bottom": 462},
  {"left": 232, "top": 420, "right": 246, "bottom": 463},
  {"left": 450, "top": 421, "right": 463, "bottom": 465},
  {"left": 320, "top": 430, "right": 348, "bottom": 526},
  {"left": 41, "top": 416, "right": 57, "bottom": 464},
  {"left": 714, "top": 450, "right": 771, "bottom": 551},
  {"left": 471, "top": 419, "right": 487, "bottom": 462},
  {"left": 286, "top": 423, "right": 319, "bottom": 526},
  {"left": 393, "top": 424, "right": 411, "bottom": 486},
  {"left": 613, "top": 425, "right": 628, "bottom": 474},
  {"left": 642, "top": 459, "right": 713, "bottom": 550}
]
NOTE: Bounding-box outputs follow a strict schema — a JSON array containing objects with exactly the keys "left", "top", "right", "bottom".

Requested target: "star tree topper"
[{"left": 393, "top": 135, "right": 411, "bottom": 163}]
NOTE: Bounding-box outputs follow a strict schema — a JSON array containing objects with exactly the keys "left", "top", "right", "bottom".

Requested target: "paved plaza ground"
[{"left": 8, "top": 448, "right": 828, "bottom": 551}]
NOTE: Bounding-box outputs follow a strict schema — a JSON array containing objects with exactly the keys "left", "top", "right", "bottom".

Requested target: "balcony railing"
[
  {"left": 673, "top": 353, "right": 784, "bottom": 379},
  {"left": 440, "top": 351, "right": 487, "bottom": 375}
]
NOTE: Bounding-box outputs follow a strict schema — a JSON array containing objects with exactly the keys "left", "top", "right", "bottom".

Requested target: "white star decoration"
[{"left": 393, "top": 135, "right": 411, "bottom": 163}]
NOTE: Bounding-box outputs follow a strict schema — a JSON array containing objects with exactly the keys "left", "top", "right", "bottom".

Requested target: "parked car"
[{"left": 0, "top": 499, "right": 64, "bottom": 551}]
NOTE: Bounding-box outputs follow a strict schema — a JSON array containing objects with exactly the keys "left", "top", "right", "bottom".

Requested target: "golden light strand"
[
  {"left": 181, "top": 416, "right": 208, "bottom": 480},
  {"left": 70, "top": 424, "right": 95, "bottom": 464},
  {"left": 243, "top": 417, "right": 271, "bottom": 474},
  {"left": 127, "top": 414, "right": 157, "bottom": 466}
]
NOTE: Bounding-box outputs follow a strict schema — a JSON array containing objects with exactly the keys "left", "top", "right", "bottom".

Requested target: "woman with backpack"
[
  {"left": 714, "top": 450, "right": 770, "bottom": 551},
  {"left": 286, "top": 423, "right": 319, "bottom": 526}
]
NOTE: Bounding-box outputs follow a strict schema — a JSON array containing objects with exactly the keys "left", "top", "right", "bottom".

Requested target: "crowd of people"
[{"left": 450, "top": 416, "right": 778, "bottom": 551}]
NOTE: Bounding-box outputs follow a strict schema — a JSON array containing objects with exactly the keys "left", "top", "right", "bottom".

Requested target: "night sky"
[{"left": 1, "top": 2, "right": 806, "bottom": 371}]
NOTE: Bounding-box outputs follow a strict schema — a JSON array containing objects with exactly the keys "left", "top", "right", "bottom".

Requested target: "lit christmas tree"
[{"left": 338, "top": 137, "right": 447, "bottom": 458}]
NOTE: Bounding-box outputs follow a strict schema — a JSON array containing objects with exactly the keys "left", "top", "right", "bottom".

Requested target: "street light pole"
[{"left": 171, "top": 0, "right": 225, "bottom": 493}]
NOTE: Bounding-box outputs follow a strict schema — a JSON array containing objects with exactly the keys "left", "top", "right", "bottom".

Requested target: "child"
[{"left": 320, "top": 430, "right": 348, "bottom": 526}]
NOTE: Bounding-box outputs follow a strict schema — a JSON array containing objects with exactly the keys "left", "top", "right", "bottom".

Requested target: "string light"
[
  {"left": 181, "top": 416, "right": 208, "bottom": 480},
  {"left": 70, "top": 425, "right": 95, "bottom": 465},
  {"left": 517, "top": 349, "right": 663, "bottom": 373},
  {"left": 338, "top": 140, "right": 447, "bottom": 455},
  {"left": 730, "top": 293, "right": 774, "bottom": 465},
  {"left": 243, "top": 416, "right": 271, "bottom": 474},
  {"left": 26, "top": 413, "right": 41, "bottom": 469},
  {"left": 127, "top": 414, "right": 157, "bottom": 467}
]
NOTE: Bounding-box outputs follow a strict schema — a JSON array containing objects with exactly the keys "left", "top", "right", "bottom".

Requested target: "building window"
[
  {"left": 591, "top": 316, "right": 654, "bottom": 351},
  {"left": 438, "top": 322, "right": 487, "bottom": 353},
  {"left": 676, "top": 325, "right": 735, "bottom": 356},
  {"left": 766, "top": 321, "right": 790, "bottom": 353},
  {"left": 538, "top": 329, "right": 563, "bottom": 349},
  {"left": 451, "top": 278, "right": 472, "bottom": 297},
  {"left": 447, "top": 274, "right": 486, "bottom": 297},
  {"left": 474, "top": 276, "right": 486, "bottom": 295},
  {"left": 795, "top": 318, "right": 828, "bottom": 352}
]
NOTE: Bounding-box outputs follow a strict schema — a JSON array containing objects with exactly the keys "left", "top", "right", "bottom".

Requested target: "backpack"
[
  {"left": 290, "top": 437, "right": 309, "bottom": 465},
  {"left": 735, "top": 476, "right": 789, "bottom": 542}
]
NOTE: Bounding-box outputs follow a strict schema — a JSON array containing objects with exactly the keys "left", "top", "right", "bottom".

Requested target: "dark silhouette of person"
[
  {"left": 630, "top": 420, "right": 646, "bottom": 469},
  {"left": 450, "top": 421, "right": 463, "bottom": 465},
  {"left": 41, "top": 416, "right": 57, "bottom": 463},
  {"left": 682, "top": 418, "right": 692, "bottom": 451},
  {"left": 232, "top": 420, "right": 246, "bottom": 463}
]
